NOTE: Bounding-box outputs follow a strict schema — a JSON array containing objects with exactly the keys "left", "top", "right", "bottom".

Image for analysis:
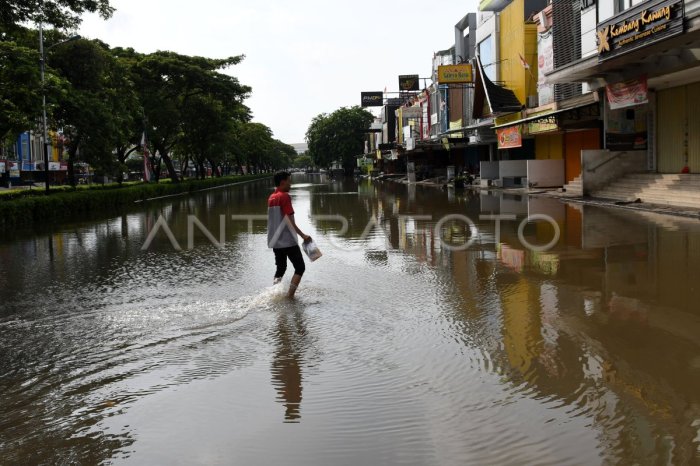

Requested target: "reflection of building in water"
[
  {"left": 270, "top": 310, "right": 310, "bottom": 423},
  {"left": 312, "top": 183, "right": 700, "bottom": 460},
  {"left": 443, "top": 192, "right": 700, "bottom": 464}
]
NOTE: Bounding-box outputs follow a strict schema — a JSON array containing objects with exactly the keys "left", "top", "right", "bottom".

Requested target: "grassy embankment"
[{"left": 0, "top": 174, "right": 271, "bottom": 233}]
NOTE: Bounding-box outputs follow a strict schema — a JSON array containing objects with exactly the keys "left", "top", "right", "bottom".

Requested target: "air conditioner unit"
[{"left": 527, "top": 95, "right": 539, "bottom": 108}]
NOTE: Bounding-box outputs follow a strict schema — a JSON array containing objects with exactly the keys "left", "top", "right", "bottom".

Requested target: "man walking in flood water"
[{"left": 268, "top": 171, "right": 311, "bottom": 298}]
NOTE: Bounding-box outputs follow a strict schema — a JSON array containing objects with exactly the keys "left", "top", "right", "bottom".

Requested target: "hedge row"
[
  {"left": 0, "top": 174, "right": 271, "bottom": 234},
  {"left": 0, "top": 180, "right": 162, "bottom": 201}
]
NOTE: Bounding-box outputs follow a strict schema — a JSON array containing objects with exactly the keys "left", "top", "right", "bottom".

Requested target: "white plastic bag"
[{"left": 302, "top": 239, "right": 322, "bottom": 262}]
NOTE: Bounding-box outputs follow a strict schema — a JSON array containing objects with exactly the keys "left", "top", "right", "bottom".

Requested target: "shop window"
[
  {"left": 616, "top": 0, "right": 645, "bottom": 13},
  {"left": 478, "top": 36, "right": 497, "bottom": 82}
]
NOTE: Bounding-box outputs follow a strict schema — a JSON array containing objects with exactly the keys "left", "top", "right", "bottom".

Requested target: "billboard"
[
  {"left": 399, "top": 75, "right": 420, "bottom": 91},
  {"left": 437, "top": 64, "right": 473, "bottom": 84},
  {"left": 361, "top": 92, "right": 384, "bottom": 107},
  {"left": 497, "top": 126, "right": 523, "bottom": 149},
  {"left": 537, "top": 30, "right": 554, "bottom": 106}
]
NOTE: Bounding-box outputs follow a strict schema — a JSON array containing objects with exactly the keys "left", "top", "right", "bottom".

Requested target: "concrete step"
[
  {"left": 564, "top": 176, "right": 582, "bottom": 192},
  {"left": 596, "top": 180, "right": 700, "bottom": 190},
  {"left": 592, "top": 195, "right": 700, "bottom": 209},
  {"left": 594, "top": 191, "right": 700, "bottom": 208},
  {"left": 595, "top": 195, "right": 699, "bottom": 206},
  {"left": 594, "top": 187, "right": 700, "bottom": 200},
  {"left": 588, "top": 173, "right": 700, "bottom": 209},
  {"left": 596, "top": 184, "right": 700, "bottom": 194},
  {"left": 622, "top": 174, "right": 700, "bottom": 181},
  {"left": 611, "top": 180, "right": 700, "bottom": 189}
]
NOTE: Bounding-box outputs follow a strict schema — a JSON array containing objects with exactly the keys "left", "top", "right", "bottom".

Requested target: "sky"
[{"left": 79, "top": 0, "right": 478, "bottom": 144}]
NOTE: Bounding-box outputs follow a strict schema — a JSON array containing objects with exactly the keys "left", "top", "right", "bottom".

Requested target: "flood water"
[{"left": 1, "top": 174, "right": 699, "bottom": 465}]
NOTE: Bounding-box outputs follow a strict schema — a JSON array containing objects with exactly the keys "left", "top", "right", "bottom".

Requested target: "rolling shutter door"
[
  {"left": 688, "top": 83, "right": 700, "bottom": 173},
  {"left": 656, "top": 85, "right": 700, "bottom": 173}
]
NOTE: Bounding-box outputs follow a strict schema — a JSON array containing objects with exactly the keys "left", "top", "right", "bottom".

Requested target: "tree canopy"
[
  {"left": 306, "top": 107, "right": 374, "bottom": 173},
  {"left": 0, "top": 0, "right": 113, "bottom": 30},
  {"left": 0, "top": 41, "right": 42, "bottom": 141},
  {"left": 0, "top": 5, "right": 296, "bottom": 186}
]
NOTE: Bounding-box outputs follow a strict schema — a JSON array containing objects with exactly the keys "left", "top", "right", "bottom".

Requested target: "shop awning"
[
  {"left": 473, "top": 55, "right": 522, "bottom": 119},
  {"left": 492, "top": 92, "right": 599, "bottom": 130}
]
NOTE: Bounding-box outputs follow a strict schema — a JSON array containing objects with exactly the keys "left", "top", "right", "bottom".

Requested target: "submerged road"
[{"left": 1, "top": 174, "right": 699, "bottom": 465}]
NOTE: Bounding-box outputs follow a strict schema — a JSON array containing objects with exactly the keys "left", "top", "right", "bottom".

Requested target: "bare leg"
[{"left": 287, "top": 274, "right": 303, "bottom": 299}]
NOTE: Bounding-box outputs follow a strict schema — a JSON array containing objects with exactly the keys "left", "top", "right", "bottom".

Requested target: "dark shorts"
[{"left": 273, "top": 245, "right": 305, "bottom": 278}]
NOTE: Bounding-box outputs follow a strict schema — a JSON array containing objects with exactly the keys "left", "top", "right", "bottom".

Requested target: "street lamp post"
[{"left": 39, "top": 23, "right": 80, "bottom": 194}]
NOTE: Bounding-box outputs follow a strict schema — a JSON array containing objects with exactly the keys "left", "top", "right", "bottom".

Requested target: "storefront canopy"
[
  {"left": 473, "top": 55, "right": 523, "bottom": 119},
  {"left": 492, "top": 92, "right": 599, "bottom": 130}
]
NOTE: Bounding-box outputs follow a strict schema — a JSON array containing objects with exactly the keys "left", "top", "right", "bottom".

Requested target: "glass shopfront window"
[{"left": 479, "top": 35, "right": 497, "bottom": 82}]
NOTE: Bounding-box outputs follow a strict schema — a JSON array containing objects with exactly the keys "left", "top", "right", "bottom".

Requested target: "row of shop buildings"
[
  {"left": 0, "top": 131, "right": 70, "bottom": 186},
  {"left": 360, "top": 0, "right": 700, "bottom": 197}
]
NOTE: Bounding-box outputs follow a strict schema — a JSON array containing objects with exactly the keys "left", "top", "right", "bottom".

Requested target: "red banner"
[
  {"left": 606, "top": 76, "right": 648, "bottom": 110},
  {"left": 497, "top": 126, "right": 522, "bottom": 149}
]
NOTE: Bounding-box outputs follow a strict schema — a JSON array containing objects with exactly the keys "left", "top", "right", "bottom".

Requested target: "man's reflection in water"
[{"left": 270, "top": 307, "right": 310, "bottom": 423}]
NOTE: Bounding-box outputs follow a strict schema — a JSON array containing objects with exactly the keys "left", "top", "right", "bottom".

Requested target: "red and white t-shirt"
[{"left": 267, "top": 189, "right": 297, "bottom": 248}]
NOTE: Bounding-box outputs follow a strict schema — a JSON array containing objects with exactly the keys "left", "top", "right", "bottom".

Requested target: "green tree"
[
  {"left": 110, "top": 47, "right": 144, "bottom": 184},
  {"left": 293, "top": 154, "right": 313, "bottom": 169},
  {"left": 236, "top": 122, "right": 273, "bottom": 173},
  {"left": 179, "top": 95, "right": 231, "bottom": 179},
  {"left": 50, "top": 39, "right": 118, "bottom": 185},
  {"left": 132, "top": 51, "right": 251, "bottom": 182},
  {"left": 1, "top": 0, "right": 113, "bottom": 30},
  {"left": 0, "top": 41, "right": 42, "bottom": 146},
  {"left": 306, "top": 106, "right": 373, "bottom": 174}
]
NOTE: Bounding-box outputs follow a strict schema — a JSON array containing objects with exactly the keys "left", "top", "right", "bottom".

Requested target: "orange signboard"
[{"left": 497, "top": 126, "right": 522, "bottom": 149}]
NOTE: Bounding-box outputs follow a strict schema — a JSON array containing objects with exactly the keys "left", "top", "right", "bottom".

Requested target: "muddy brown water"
[{"left": 1, "top": 174, "right": 699, "bottom": 465}]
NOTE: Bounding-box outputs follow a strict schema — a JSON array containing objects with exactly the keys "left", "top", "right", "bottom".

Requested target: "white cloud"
[{"left": 79, "top": 0, "right": 478, "bottom": 143}]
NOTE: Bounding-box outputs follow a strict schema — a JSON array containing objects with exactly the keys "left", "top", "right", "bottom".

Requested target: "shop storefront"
[
  {"left": 594, "top": 0, "right": 700, "bottom": 173},
  {"left": 656, "top": 82, "right": 700, "bottom": 173},
  {"left": 492, "top": 97, "right": 602, "bottom": 186}
]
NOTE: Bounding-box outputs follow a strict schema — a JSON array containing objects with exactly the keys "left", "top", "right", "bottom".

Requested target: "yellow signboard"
[
  {"left": 525, "top": 111, "right": 558, "bottom": 134},
  {"left": 437, "top": 64, "right": 473, "bottom": 84}
]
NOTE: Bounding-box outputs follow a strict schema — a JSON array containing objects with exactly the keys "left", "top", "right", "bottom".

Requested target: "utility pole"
[
  {"left": 39, "top": 23, "right": 80, "bottom": 194},
  {"left": 39, "top": 21, "right": 50, "bottom": 194}
]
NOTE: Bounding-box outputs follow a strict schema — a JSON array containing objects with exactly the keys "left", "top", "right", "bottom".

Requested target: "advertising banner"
[
  {"left": 437, "top": 64, "right": 473, "bottom": 84},
  {"left": 399, "top": 75, "right": 420, "bottom": 92},
  {"left": 361, "top": 92, "right": 384, "bottom": 107},
  {"left": 49, "top": 162, "right": 61, "bottom": 171},
  {"left": 0, "top": 161, "right": 5, "bottom": 174},
  {"left": 9, "top": 162, "right": 20, "bottom": 178},
  {"left": 497, "top": 126, "right": 523, "bottom": 149},
  {"left": 606, "top": 76, "right": 649, "bottom": 110},
  {"left": 537, "top": 30, "right": 554, "bottom": 106}
]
